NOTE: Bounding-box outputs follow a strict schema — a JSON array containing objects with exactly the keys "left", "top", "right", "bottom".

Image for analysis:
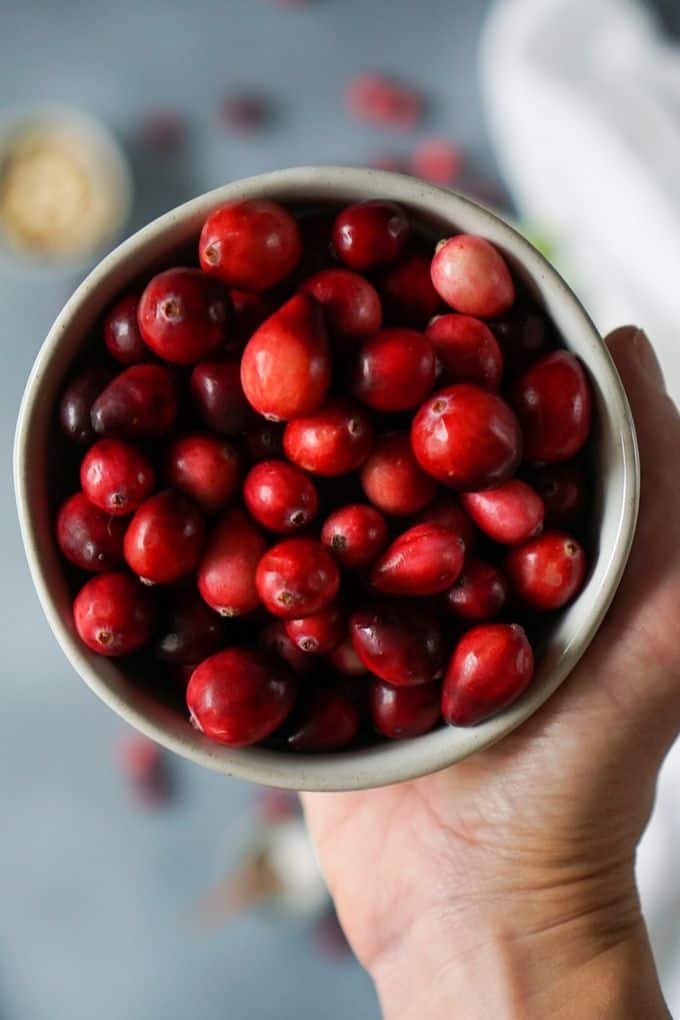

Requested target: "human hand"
[{"left": 303, "top": 327, "right": 678, "bottom": 1019}]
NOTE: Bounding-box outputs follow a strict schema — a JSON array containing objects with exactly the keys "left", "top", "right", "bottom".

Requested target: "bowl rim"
[{"left": 13, "top": 165, "right": 640, "bottom": 791}]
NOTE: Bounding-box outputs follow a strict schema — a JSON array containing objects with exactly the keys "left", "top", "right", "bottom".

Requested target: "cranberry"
[
  {"left": 220, "top": 92, "right": 270, "bottom": 132},
  {"left": 187, "top": 648, "right": 297, "bottom": 746},
  {"left": 198, "top": 507, "right": 266, "bottom": 617},
  {"left": 332, "top": 200, "right": 410, "bottom": 271},
  {"left": 165, "top": 433, "right": 241, "bottom": 514},
  {"left": 350, "top": 328, "right": 436, "bottom": 412},
  {"left": 80, "top": 439, "right": 155, "bottom": 516},
  {"left": 461, "top": 480, "right": 544, "bottom": 545},
  {"left": 140, "top": 110, "right": 186, "bottom": 150},
  {"left": 431, "top": 235, "right": 515, "bottom": 318},
  {"left": 490, "top": 309, "right": 551, "bottom": 375},
  {"left": 411, "top": 384, "right": 522, "bottom": 490},
  {"left": 442, "top": 623, "right": 534, "bottom": 726},
  {"left": 259, "top": 621, "right": 314, "bottom": 675},
  {"left": 327, "top": 635, "right": 368, "bottom": 676},
  {"left": 532, "top": 462, "right": 586, "bottom": 527},
  {"left": 350, "top": 606, "right": 444, "bottom": 686},
  {"left": 74, "top": 571, "right": 155, "bottom": 656},
  {"left": 199, "top": 199, "right": 301, "bottom": 291},
  {"left": 59, "top": 365, "right": 115, "bottom": 444},
  {"left": 369, "top": 154, "right": 408, "bottom": 173},
  {"left": 240, "top": 294, "right": 331, "bottom": 421},
  {"left": 371, "top": 680, "right": 441, "bottom": 739},
  {"left": 377, "top": 254, "right": 441, "bottom": 329},
  {"left": 413, "top": 493, "right": 477, "bottom": 552},
  {"left": 445, "top": 559, "right": 509, "bottom": 621},
  {"left": 410, "top": 138, "right": 463, "bottom": 185},
  {"left": 229, "top": 289, "right": 275, "bottom": 349},
  {"left": 361, "top": 431, "right": 437, "bottom": 516},
  {"left": 104, "top": 293, "right": 149, "bottom": 365},
  {"left": 91, "top": 364, "right": 179, "bottom": 440},
  {"left": 285, "top": 602, "right": 346, "bottom": 654},
  {"left": 321, "top": 503, "right": 388, "bottom": 569},
  {"left": 124, "top": 490, "right": 206, "bottom": 585},
  {"left": 345, "top": 74, "right": 423, "bottom": 131},
  {"left": 256, "top": 538, "right": 340, "bottom": 619},
  {"left": 283, "top": 399, "right": 374, "bottom": 477},
  {"left": 243, "top": 420, "right": 284, "bottom": 462},
  {"left": 115, "top": 734, "right": 170, "bottom": 806},
  {"left": 190, "top": 357, "right": 254, "bottom": 436},
  {"left": 138, "top": 268, "right": 230, "bottom": 365},
  {"left": 56, "top": 492, "right": 126, "bottom": 571},
  {"left": 287, "top": 688, "right": 359, "bottom": 752},
  {"left": 427, "top": 314, "right": 503, "bottom": 391},
  {"left": 505, "top": 530, "right": 587, "bottom": 610},
  {"left": 244, "top": 459, "right": 319, "bottom": 533},
  {"left": 300, "top": 269, "right": 382, "bottom": 345},
  {"left": 511, "top": 351, "right": 592, "bottom": 464},
  {"left": 370, "top": 524, "right": 465, "bottom": 596},
  {"left": 154, "top": 589, "right": 225, "bottom": 665}
]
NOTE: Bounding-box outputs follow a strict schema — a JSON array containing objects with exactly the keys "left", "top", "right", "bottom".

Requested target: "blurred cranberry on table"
[
  {"left": 411, "top": 138, "right": 463, "bottom": 185},
  {"left": 116, "top": 733, "right": 171, "bottom": 806},
  {"left": 345, "top": 73, "right": 423, "bottom": 130}
]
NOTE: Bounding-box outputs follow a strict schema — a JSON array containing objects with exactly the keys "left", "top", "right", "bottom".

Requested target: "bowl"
[{"left": 13, "top": 166, "right": 639, "bottom": 791}]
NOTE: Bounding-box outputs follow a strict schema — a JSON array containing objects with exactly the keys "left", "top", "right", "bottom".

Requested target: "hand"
[{"left": 303, "top": 328, "right": 678, "bottom": 1020}]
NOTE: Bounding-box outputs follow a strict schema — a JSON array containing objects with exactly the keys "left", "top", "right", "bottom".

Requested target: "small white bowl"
[{"left": 13, "top": 166, "right": 639, "bottom": 791}]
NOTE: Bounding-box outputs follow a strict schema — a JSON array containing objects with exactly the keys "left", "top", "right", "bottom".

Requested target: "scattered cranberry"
[
  {"left": 104, "top": 293, "right": 149, "bottom": 365},
  {"left": 199, "top": 199, "right": 301, "bottom": 291},
  {"left": 283, "top": 399, "right": 374, "bottom": 477},
  {"left": 371, "top": 680, "right": 441, "bottom": 739},
  {"left": 427, "top": 314, "right": 503, "bottom": 391},
  {"left": 57, "top": 492, "right": 126, "bottom": 572},
  {"left": 511, "top": 351, "right": 592, "bottom": 464},
  {"left": 259, "top": 621, "right": 315, "bottom": 675},
  {"left": 350, "top": 606, "right": 444, "bottom": 687},
  {"left": 80, "top": 439, "right": 155, "bottom": 516},
  {"left": 370, "top": 524, "right": 465, "bottom": 596},
  {"left": 431, "top": 235, "right": 515, "bottom": 318},
  {"left": 198, "top": 507, "right": 266, "bottom": 616},
  {"left": 300, "top": 269, "right": 382, "bottom": 344},
  {"left": 369, "top": 154, "right": 408, "bottom": 173},
  {"left": 115, "top": 733, "right": 170, "bottom": 806},
  {"left": 377, "top": 253, "right": 442, "bottom": 329},
  {"left": 490, "top": 309, "right": 551, "bottom": 375},
  {"left": 332, "top": 200, "right": 410, "bottom": 271},
  {"left": 155, "top": 589, "right": 225, "bottom": 665},
  {"left": 140, "top": 111, "right": 186, "bottom": 151},
  {"left": 413, "top": 493, "right": 477, "bottom": 552},
  {"left": 411, "top": 138, "right": 463, "bottom": 185},
  {"left": 532, "top": 462, "right": 586, "bottom": 526},
  {"left": 59, "top": 365, "right": 115, "bottom": 444},
  {"left": 361, "top": 431, "right": 436, "bottom": 516},
  {"left": 244, "top": 459, "right": 318, "bottom": 533},
  {"left": 505, "top": 531, "right": 587, "bottom": 610},
  {"left": 256, "top": 788, "right": 300, "bottom": 823},
  {"left": 91, "top": 364, "right": 179, "bottom": 440},
  {"left": 350, "top": 328, "right": 436, "bottom": 412},
  {"left": 321, "top": 503, "right": 388, "bottom": 570},
  {"left": 244, "top": 420, "right": 284, "bottom": 462},
  {"left": 190, "top": 357, "right": 254, "bottom": 436},
  {"left": 220, "top": 92, "right": 270, "bottom": 132},
  {"left": 327, "top": 635, "right": 368, "bottom": 676},
  {"left": 345, "top": 73, "right": 423, "bottom": 130},
  {"left": 74, "top": 571, "right": 155, "bottom": 656},
  {"left": 165, "top": 433, "right": 241, "bottom": 514},
  {"left": 284, "top": 602, "right": 346, "bottom": 654},
  {"left": 445, "top": 559, "right": 509, "bottom": 622},
  {"left": 187, "top": 648, "right": 297, "bottom": 746},
  {"left": 256, "top": 538, "right": 340, "bottom": 619},
  {"left": 138, "top": 268, "right": 230, "bottom": 365},
  {"left": 461, "top": 480, "right": 544, "bottom": 545},
  {"left": 287, "top": 688, "right": 359, "bottom": 752},
  {"left": 124, "top": 490, "right": 206, "bottom": 585},
  {"left": 442, "top": 623, "right": 534, "bottom": 726}
]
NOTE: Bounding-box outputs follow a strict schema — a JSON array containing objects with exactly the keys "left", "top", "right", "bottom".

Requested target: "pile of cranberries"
[{"left": 55, "top": 195, "right": 593, "bottom": 753}]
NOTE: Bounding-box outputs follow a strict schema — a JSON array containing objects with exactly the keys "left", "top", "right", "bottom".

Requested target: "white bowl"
[{"left": 13, "top": 166, "right": 639, "bottom": 791}]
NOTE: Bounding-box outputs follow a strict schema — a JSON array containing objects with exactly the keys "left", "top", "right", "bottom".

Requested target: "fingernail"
[{"left": 632, "top": 328, "right": 666, "bottom": 390}]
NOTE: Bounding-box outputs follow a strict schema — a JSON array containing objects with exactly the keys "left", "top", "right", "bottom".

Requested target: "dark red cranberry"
[
  {"left": 445, "top": 559, "right": 509, "bottom": 621},
  {"left": 505, "top": 530, "right": 587, "bottom": 610},
  {"left": 187, "top": 648, "right": 297, "bottom": 746},
  {"left": 300, "top": 268, "right": 382, "bottom": 344},
  {"left": 350, "top": 328, "right": 436, "bottom": 412},
  {"left": 104, "top": 293, "right": 149, "bottom": 365},
  {"left": 91, "top": 364, "right": 179, "bottom": 440},
  {"left": 490, "top": 309, "right": 551, "bottom": 375},
  {"left": 115, "top": 734, "right": 170, "bottom": 806},
  {"left": 411, "top": 384, "right": 522, "bottom": 490},
  {"left": 431, "top": 235, "right": 515, "bottom": 318},
  {"left": 532, "top": 462, "right": 586, "bottom": 526},
  {"left": 413, "top": 494, "right": 477, "bottom": 552},
  {"left": 138, "top": 268, "right": 230, "bottom": 365},
  {"left": 411, "top": 138, "right": 463, "bottom": 185},
  {"left": 377, "top": 253, "right": 441, "bottom": 328},
  {"left": 124, "top": 490, "right": 206, "bottom": 585},
  {"left": 74, "top": 571, "right": 155, "bottom": 656},
  {"left": 287, "top": 688, "right": 359, "bottom": 752},
  {"left": 190, "top": 357, "right": 254, "bottom": 436},
  {"left": 243, "top": 420, "right": 284, "bottom": 462},
  {"left": 154, "top": 589, "right": 225, "bottom": 665},
  {"left": 461, "top": 480, "right": 544, "bottom": 545},
  {"left": 198, "top": 507, "right": 266, "bottom": 617},
  {"left": 511, "top": 351, "right": 592, "bottom": 464},
  {"left": 80, "top": 439, "right": 155, "bottom": 516},
  {"left": 220, "top": 92, "right": 270, "bottom": 132},
  {"left": 199, "top": 199, "right": 301, "bottom": 291},
  {"left": 56, "top": 492, "right": 126, "bottom": 572},
  {"left": 350, "top": 606, "right": 444, "bottom": 686},
  {"left": 283, "top": 399, "right": 374, "bottom": 477},
  {"left": 321, "top": 503, "right": 388, "bottom": 570},
  {"left": 427, "top": 314, "right": 503, "bottom": 391},
  {"left": 442, "top": 623, "right": 534, "bottom": 725},
  {"left": 59, "top": 364, "right": 115, "bottom": 444},
  {"left": 345, "top": 74, "right": 423, "bottom": 130},
  {"left": 332, "top": 200, "right": 410, "bottom": 270},
  {"left": 370, "top": 523, "right": 465, "bottom": 596},
  {"left": 140, "top": 110, "right": 186, "bottom": 150},
  {"left": 240, "top": 294, "right": 331, "bottom": 421},
  {"left": 259, "top": 621, "right": 315, "bottom": 675},
  {"left": 327, "top": 635, "right": 368, "bottom": 676},
  {"left": 229, "top": 289, "right": 276, "bottom": 349},
  {"left": 284, "top": 602, "right": 346, "bottom": 654},
  {"left": 371, "top": 680, "right": 441, "bottom": 739},
  {"left": 244, "top": 459, "right": 318, "bottom": 533},
  {"left": 165, "top": 433, "right": 241, "bottom": 514},
  {"left": 361, "top": 432, "right": 437, "bottom": 516},
  {"left": 256, "top": 538, "right": 340, "bottom": 619}
]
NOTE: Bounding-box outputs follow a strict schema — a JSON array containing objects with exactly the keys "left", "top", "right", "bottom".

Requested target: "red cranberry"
[
  {"left": 140, "top": 110, "right": 186, "bottom": 150},
  {"left": 369, "top": 154, "right": 409, "bottom": 173},
  {"left": 370, "top": 679, "right": 441, "bottom": 739},
  {"left": 259, "top": 621, "right": 315, "bottom": 675},
  {"left": 80, "top": 439, "right": 155, "bottom": 516},
  {"left": 490, "top": 309, "right": 550, "bottom": 375},
  {"left": 445, "top": 559, "right": 509, "bottom": 621},
  {"left": 240, "top": 294, "right": 331, "bottom": 421},
  {"left": 427, "top": 314, "right": 503, "bottom": 391},
  {"left": 345, "top": 74, "right": 423, "bottom": 130},
  {"left": 442, "top": 623, "right": 534, "bottom": 726},
  {"left": 461, "top": 480, "right": 544, "bottom": 545},
  {"left": 511, "top": 351, "right": 592, "bottom": 464},
  {"left": 190, "top": 357, "right": 254, "bottom": 436},
  {"left": 321, "top": 503, "right": 388, "bottom": 569},
  {"left": 411, "top": 384, "right": 522, "bottom": 490},
  {"left": 361, "top": 432, "right": 437, "bottom": 516},
  {"left": 505, "top": 530, "right": 587, "bottom": 610},
  {"left": 199, "top": 199, "right": 301, "bottom": 291},
  {"left": 165, "top": 433, "right": 241, "bottom": 514},
  {"left": 244, "top": 459, "right": 318, "bottom": 533},
  {"left": 198, "top": 507, "right": 266, "bottom": 617},
  {"left": 229, "top": 289, "right": 275, "bottom": 349},
  {"left": 187, "top": 648, "right": 297, "bottom": 747},
  {"left": 370, "top": 524, "right": 465, "bottom": 596},
  {"left": 244, "top": 420, "right": 284, "bottom": 462},
  {"left": 287, "top": 688, "right": 359, "bottom": 752},
  {"left": 57, "top": 492, "right": 126, "bottom": 571},
  {"left": 284, "top": 602, "right": 346, "bottom": 654},
  {"left": 350, "top": 606, "right": 444, "bottom": 686},
  {"left": 377, "top": 254, "right": 441, "bottom": 329},
  {"left": 74, "top": 571, "right": 155, "bottom": 656},
  {"left": 256, "top": 538, "right": 340, "bottom": 619},
  {"left": 91, "top": 364, "right": 179, "bottom": 440},
  {"left": 413, "top": 493, "right": 477, "bottom": 552},
  {"left": 283, "top": 399, "right": 374, "bottom": 477},
  {"left": 138, "top": 268, "right": 230, "bottom": 365},
  {"left": 410, "top": 138, "right": 463, "bottom": 185},
  {"left": 350, "top": 328, "right": 436, "bottom": 412},
  {"left": 220, "top": 92, "right": 270, "bottom": 132},
  {"left": 104, "top": 293, "right": 149, "bottom": 365},
  {"left": 431, "top": 235, "right": 515, "bottom": 318},
  {"left": 124, "top": 490, "right": 206, "bottom": 585},
  {"left": 154, "top": 589, "right": 225, "bottom": 665},
  {"left": 59, "top": 365, "right": 115, "bottom": 444},
  {"left": 300, "top": 269, "right": 382, "bottom": 345},
  {"left": 332, "top": 200, "right": 410, "bottom": 271},
  {"left": 532, "top": 462, "right": 586, "bottom": 526},
  {"left": 327, "top": 635, "right": 368, "bottom": 676},
  {"left": 115, "top": 734, "right": 170, "bottom": 806}
]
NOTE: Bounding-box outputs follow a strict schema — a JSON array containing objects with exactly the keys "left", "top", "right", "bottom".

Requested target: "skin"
[{"left": 303, "top": 328, "right": 678, "bottom": 1019}]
